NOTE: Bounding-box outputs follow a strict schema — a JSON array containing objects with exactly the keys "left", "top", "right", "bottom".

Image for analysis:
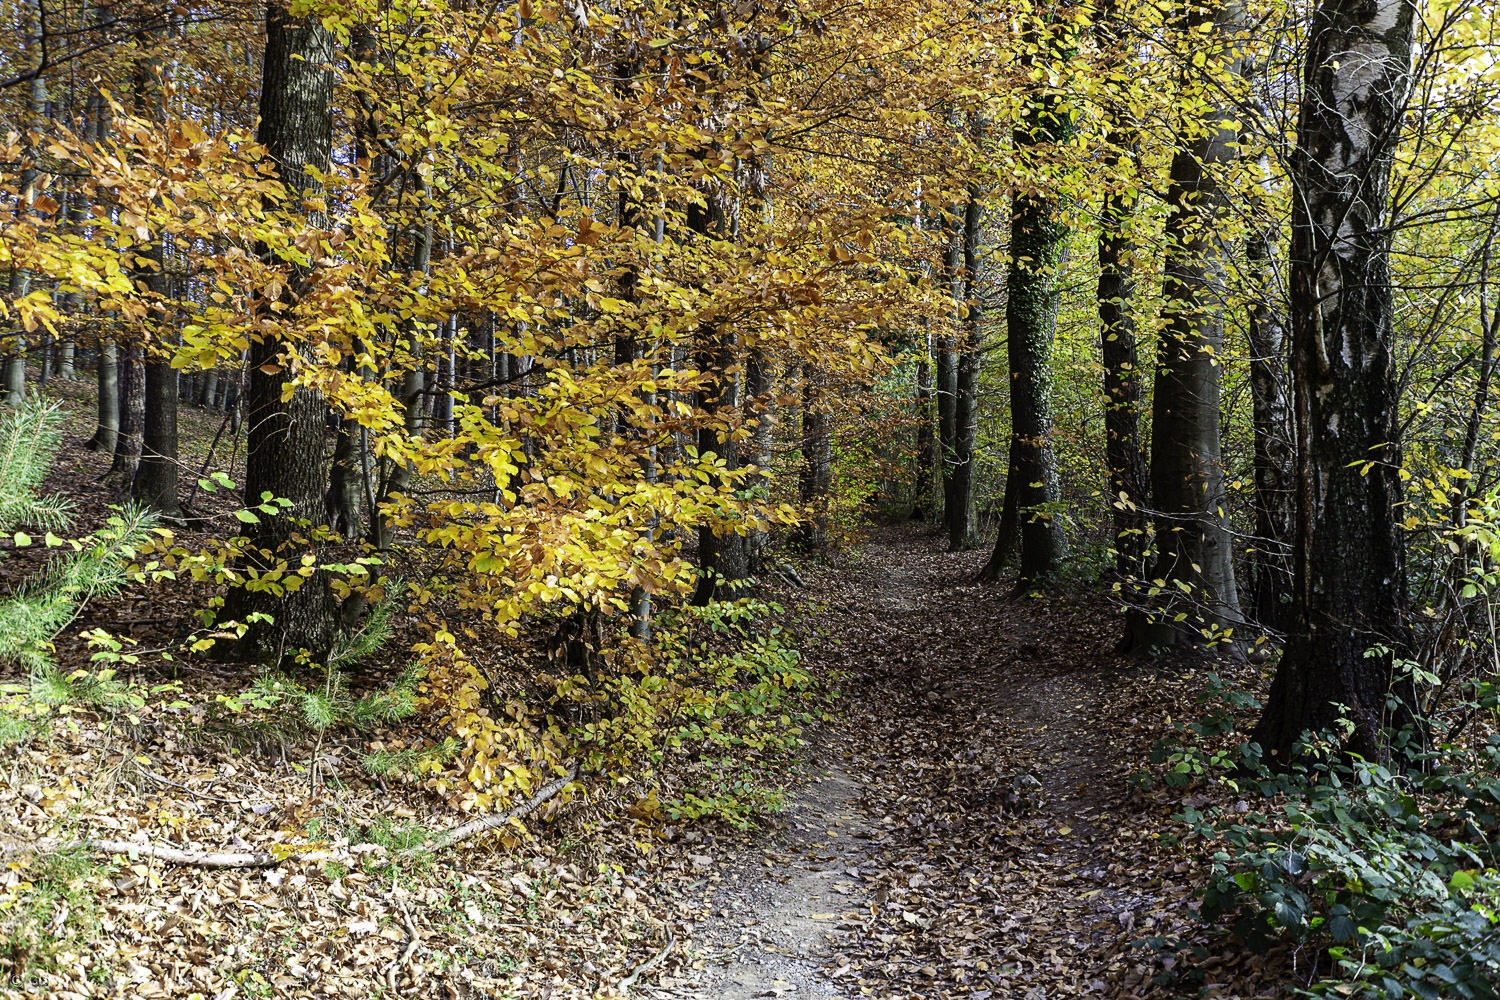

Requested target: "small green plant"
[
  {"left": 360, "top": 736, "right": 459, "bottom": 777},
  {"left": 328, "top": 580, "right": 406, "bottom": 671},
  {"left": 551, "top": 599, "right": 822, "bottom": 827},
  {"left": 0, "top": 404, "right": 155, "bottom": 674},
  {"left": 0, "top": 845, "right": 105, "bottom": 985}
]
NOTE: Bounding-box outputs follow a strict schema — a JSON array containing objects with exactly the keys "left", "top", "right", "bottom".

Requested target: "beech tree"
[{"left": 1125, "top": 0, "right": 1245, "bottom": 650}]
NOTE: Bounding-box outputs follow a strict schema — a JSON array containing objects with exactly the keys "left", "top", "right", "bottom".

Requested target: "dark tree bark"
[
  {"left": 127, "top": 23, "right": 183, "bottom": 518},
  {"left": 1096, "top": 0, "right": 1148, "bottom": 580},
  {"left": 86, "top": 337, "right": 119, "bottom": 453},
  {"left": 936, "top": 217, "right": 960, "bottom": 529},
  {"left": 325, "top": 361, "right": 363, "bottom": 540},
  {"left": 688, "top": 185, "right": 749, "bottom": 604},
  {"left": 744, "top": 348, "right": 773, "bottom": 573},
  {"left": 1252, "top": 0, "right": 1418, "bottom": 764},
  {"left": 1246, "top": 228, "right": 1295, "bottom": 633},
  {"left": 947, "top": 178, "right": 982, "bottom": 552},
  {"left": 794, "top": 367, "right": 832, "bottom": 555},
  {"left": 223, "top": 1, "right": 340, "bottom": 659},
  {"left": 912, "top": 344, "right": 935, "bottom": 520},
  {"left": 1125, "top": 1, "right": 1243, "bottom": 650},
  {"left": 980, "top": 69, "right": 1070, "bottom": 585},
  {"left": 133, "top": 355, "right": 183, "bottom": 516}
]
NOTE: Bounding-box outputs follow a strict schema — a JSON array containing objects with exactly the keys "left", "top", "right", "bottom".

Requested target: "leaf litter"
[{"left": 2, "top": 411, "right": 1288, "bottom": 1000}]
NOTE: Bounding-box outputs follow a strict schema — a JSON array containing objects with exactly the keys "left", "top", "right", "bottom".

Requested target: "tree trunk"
[
  {"left": 1252, "top": 0, "right": 1418, "bottom": 764},
  {"left": 223, "top": 1, "right": 340, "bottom": 660},
  {"left": 1096, "top": 0, "right": 1149, "bottom": 580},
  {"left": 947, "top": 180, "right": 982, "bottom": 552},
  {"left": 102, "top": 342, "right": 144, "bottom": 491},
  {"left": 133, "top": 356, "right": 183, "bottom": 516},
  {"left": 3, "top": 77, "right": 47, "bottom": 407},
  {"left": 1246, "top": 228, "right": 1295, "bottom": 633},
  {"left": 688, "top": 182, "right": 750, "bottom": 604},
  {"left": 325, "top": 358, "right": 363, "bottom": 540},
  {"left": 912, "top": 344, "right": 935, "bottom": 520},
  {"left": 936, "top": 220, "right": 960, "bottom": 529},
  {"left": 981, "top": 80, "right": 1070, "bottom": 585},
  {"left": 1125, "top": 1, "right": 1243, "bottom": 650},
  {"left": 744, "top": 348, "right": 773, "bottom": 573},
  {"left": 197, "top": 368, "right": 218, "bottom": 407},
  {"left": 127, "top": 21, "right": 182, "bottom": 518},
  {"left": 794, "top": 367, "right": 832, "bottom": 555},
  {"left": 371, "top": 185, "right": 431, "bottom": 552},
  {"left": 86, "top": 337, "right": 120, "bottom": 454},
  {"left": 1099, "top": 188, "right": 1148, "bottom": 579}
]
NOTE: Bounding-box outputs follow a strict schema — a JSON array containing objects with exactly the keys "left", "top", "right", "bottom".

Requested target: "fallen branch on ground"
[
  {"left": 617, "top": 928, "right": 675, "bottom": 994},
  {"left": 1, "top": 838, "right": 277, "bottom": 867},
  {"left": 0, "top": 765, "right": 578, "bottom": 869},
  {"left": 410, "top": 764, "right": 578, "bottom": 853}
]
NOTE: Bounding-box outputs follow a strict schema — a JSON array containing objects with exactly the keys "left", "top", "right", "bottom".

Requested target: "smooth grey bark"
[
  {"left": 86, "top": 337, "right": 119, "bottom": 454},
  {"left": 434, "top": 314, "right": 456, "bottom": 435},
  {"left": 102, "top": 342, "right": 143, "bottom": 490},
  {"left": 223, "top": 1, "right": 340, "bottom": 659},
  {"left": 1125, "top": 1, "right": 1244, "bottom": 650},
  {"left": 4, "top": 76, "right": 47, "bottom": 406},
  {"left": 1253, "top": 0, "right": 1418, "bottom": 763},
  {"left": 197, "top": 368, "right": 218, "bottom": 407}
]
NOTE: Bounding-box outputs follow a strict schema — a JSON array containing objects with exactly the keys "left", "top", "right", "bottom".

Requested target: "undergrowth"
[{"left": 1150, "top": 670, "right": 1500, "bottom": 999}]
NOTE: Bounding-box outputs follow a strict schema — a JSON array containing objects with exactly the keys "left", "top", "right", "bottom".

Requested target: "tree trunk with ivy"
[{"left": 981, "top": 55, "right": 1070, "bottom": 585}]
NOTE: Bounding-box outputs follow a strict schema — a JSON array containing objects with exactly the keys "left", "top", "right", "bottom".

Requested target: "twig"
[
  {"left": 383, "top": 896, "right": 421, "bottom": 980},
  {"left": 136, "top": 766, "right": 258, "bottom": 806},
  {"left": 410, "top": 765, "right": 578, "bottom": 853},
  {"left": 617, "top": 928, "right": 675, "bottom": 993}
]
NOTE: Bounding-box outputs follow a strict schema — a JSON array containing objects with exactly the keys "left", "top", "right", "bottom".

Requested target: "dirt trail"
[{"left": 641, "top": 525, "right": 1188, "bottom": 999}]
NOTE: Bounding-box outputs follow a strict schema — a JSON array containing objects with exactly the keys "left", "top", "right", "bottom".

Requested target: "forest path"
[{"left": 648, "top": 524, "right": 1193, "bottom": 1000}]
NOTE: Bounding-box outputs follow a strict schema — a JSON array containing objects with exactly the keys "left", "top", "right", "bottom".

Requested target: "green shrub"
[{"left": 1152, "top": 676, "right": 1500, "bottom": 998}]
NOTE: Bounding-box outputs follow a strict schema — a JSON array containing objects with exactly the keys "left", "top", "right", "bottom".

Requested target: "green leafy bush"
[
  {"left": 1153, "top": 676, "right": 1500, "bottom": 998},
  {"left": 551, "top": 599, "right": 825, "bottom": 826}
]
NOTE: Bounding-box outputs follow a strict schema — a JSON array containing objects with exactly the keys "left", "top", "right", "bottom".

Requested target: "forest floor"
[
  {"left": 0, "top": 383, "right": 1292, "bottom": 999},
  {"left": 644, "top": 525, "right": 1289, "bottom": 1000}
]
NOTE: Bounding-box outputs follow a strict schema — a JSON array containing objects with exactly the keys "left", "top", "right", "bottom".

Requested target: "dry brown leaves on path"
[{"left": 645, "top": 524, "right": 1287, "bottom": 1000}]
